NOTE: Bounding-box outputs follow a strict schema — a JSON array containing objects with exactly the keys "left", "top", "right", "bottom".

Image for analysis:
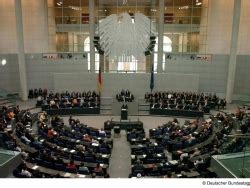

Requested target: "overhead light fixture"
[
  {"left": 69, "top": 6, "right": 82, "bottom": 11},
  {"left": 179, "top": 6, "right": 189, "bottom": 10},
  {"left": 195, "top": 0, "right": 202, "bottom": 6},
  {"left": 57, "top": 1, "right": 62, "bottom": 6},
  {"left": 1, "top": 59, "right": 7, "bottom": 66}
]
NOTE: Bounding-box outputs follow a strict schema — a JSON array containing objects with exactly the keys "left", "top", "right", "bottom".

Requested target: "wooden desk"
[
  {"left": 186, "top": 171, "right": 200, "bottom": 178},
  {"left": 83, "top": 162, "right": 108, "bottom": 169},
  {"left": 25, "top": 162, "right": 92, "bottom": 178}
]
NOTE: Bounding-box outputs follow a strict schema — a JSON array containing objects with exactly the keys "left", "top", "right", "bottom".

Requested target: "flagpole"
[{"left": 150, "top": 63, "right": 154, "bottom": 93}]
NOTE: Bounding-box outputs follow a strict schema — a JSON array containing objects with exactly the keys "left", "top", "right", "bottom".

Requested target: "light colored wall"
[
  {"left": 0, "top": 53, "right": 250, "bottom": 101},
  {"left": 48, "top": 0, "right": 56, "bottom": 52},
  {"left": 234, "top": 55, "right": 250, "bottom": 100},
  {"left": 22, "top": 0, "right": 49, "bottom": 53},
  {"left": 0, "top": 54, "right": 20, "bottom": 92},
  {"left": 53, "top": 73, "right": 199, "bottom": 97},
  {"left": 0, "top": 0, "right": 49, "bottom": 53},
  {"left": 206, "top": 0, "right": 234, "bottom": 54},
  {"left": 164, "top": 54, "right": 229, "bottom": 96},
  {"left": 238, "top": 0, "right": 250, "bottom": 55},
  {"left": 205, "top": 0, "right": 250, "bottom": 55},
  {"left": 25, "top": 54, "right": 88, "bottom": 90},
  {"left": 0, "top": 0, "right": 17, "bottom": 53}
]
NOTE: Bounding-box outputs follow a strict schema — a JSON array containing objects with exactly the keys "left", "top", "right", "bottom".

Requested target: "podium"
[{"left": 121, "top": 108, "right": 128, "bottom": 120}]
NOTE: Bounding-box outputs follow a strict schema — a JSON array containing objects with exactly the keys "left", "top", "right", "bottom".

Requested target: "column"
[
  {"left": 226, "top": 0, "right": 241, "bottom": 103},
  {"left": 104, "top": 56, "right": 109, "bottom": 72},
  {"left": 15, "top": 0, "right": 28, "bottom": 100},
  {"left": 146, "top": 55, "right": 154, "bottom": 73},
  {"left": 100, "top": 54, "right": 104, "bottom": 72},
  {"left": 157, "top": 0, "right": 164, "bottom": 73},
  {"left": 68, "top": 32, "right": 74, "bottom": 52},
  {"left": 89, "top": 0, "right": 95, "bottom": 72}
]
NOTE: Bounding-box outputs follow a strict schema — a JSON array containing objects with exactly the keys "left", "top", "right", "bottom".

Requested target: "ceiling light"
[
  {"left": 1, "top": 59, "right": 7, "bottom": 66},
  {"left": 196, "top": 2, "right": 202, "bottom": 6},
  {"left": 69, "top": 6, "right": 82, "bottom": 11},
  {"left": 179, "top": 6, "right": 189, "bottom": 10}
]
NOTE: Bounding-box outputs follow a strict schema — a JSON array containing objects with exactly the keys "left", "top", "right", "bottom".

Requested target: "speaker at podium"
[{"left": 121, "top": 104, "right": 128, "bottom": 120}]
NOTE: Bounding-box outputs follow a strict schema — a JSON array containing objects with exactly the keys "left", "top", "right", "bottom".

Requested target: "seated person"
[
  {"left": 93, "top": 163, "right": 103, "bottom": 173},
  {"left": 47, "top": 127, "right": 56, "bottom": 138},
  {"left": 180, "top": 153, "right": 189, "bottom": 162},
  {"left": 83, "top": 134, "right": 92, "bottom": 142},
  {"left": 99, "top": 128, "right": 106, "bottom": 136},
  {"left": 190, "top": 148, "right": 201, "bottom": 158},
  {"left": 76, "top": 144, "right": 85, "bottom": 152},
  {"left": 72, "top": 98, "right": 78, "bottom": 107},
  {"left": 21, "top": 133, "right": 31, "bottom": 145},
  {"left": 183, "top": 103, "right": 190, "bottom": 110},
  {"left": 67, "top": 160, "right": 77, "bottom": 172},
  {"left": 132, "top": 160, "right": 144, "bottom": 172},
  {"left": 49, "top": 100, "right": 56, "bottom": 108},
  {"left": 190, "top": 103, "right": 198, "bottom": 111},
  {"left": 20, "top": 166, "right": 32, "bottom": 178},
  {"left": 194, "top": 157, "right": 204, "bottom": 168},
  {"left": 54, "top": 156, "right": 65, "bottom": 165}
]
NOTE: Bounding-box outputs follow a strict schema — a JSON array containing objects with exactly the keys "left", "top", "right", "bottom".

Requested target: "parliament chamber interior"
[{"left": 0, "top": 0, "right": 250, "bottom": 181}]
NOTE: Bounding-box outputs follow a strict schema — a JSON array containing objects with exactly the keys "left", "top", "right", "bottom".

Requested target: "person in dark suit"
[
  {"left": 122, "top": 104, "right": 128, "bottom": 110},
  {"left": 133, "top": 160, "right": 144, "bottom": 171}
]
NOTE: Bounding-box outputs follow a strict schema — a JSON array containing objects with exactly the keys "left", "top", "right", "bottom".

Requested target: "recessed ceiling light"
[{"left": 179, "top": 6, "right": 189, "bottom": 10}]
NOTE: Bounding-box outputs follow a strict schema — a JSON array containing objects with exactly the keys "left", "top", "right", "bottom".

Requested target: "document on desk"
[
  {"left": 92, "top": 143, "right": 99, "bottom": 147},
  {"left": 32, "top": 165, "right": 39, "bottom": 170},
  {"left": 78, "top": 174, "right": 86, "bottom": 178},
  {"left": 64, "top": 173, "right": 71, "bottom": 177},
  {"left": 169, "top": 160, "right": 178, "bottom": 165}
]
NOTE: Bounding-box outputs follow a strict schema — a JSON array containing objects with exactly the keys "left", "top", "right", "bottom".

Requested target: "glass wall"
[
  {"left": 164, "top": 0, "right": 208, "bottom": 53},
  {"left": 48, "top": 0, "right": 90, "bottom": 52},
  {"left": 47, "top": 0, "right": 208, "bottom": 72}
]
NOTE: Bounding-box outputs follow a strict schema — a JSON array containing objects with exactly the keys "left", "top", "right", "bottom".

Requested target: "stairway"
[
  {"left": 0, "top": 97, "right": 14, "bottom": 107},
  {"left": 138, "top": 98, "right": 150, "bottom": 115},
  {"left": 0, "top": 90, "right": 19, "bottom": 107},
  {"left": 100, "top": 97, "right": 113, "bottom": 115}
]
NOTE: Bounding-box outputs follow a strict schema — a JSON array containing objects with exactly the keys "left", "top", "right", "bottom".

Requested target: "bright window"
[
  {"left": 84, "top": 37, "right": 99, "bottom": 71},
  {"left": 154, "top": 36, "right": 172, "bottom": 72}
]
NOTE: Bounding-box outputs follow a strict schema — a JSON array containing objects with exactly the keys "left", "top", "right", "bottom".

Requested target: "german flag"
[{"left": 98, "top": 65, "right": 102, "bottom": 96}]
